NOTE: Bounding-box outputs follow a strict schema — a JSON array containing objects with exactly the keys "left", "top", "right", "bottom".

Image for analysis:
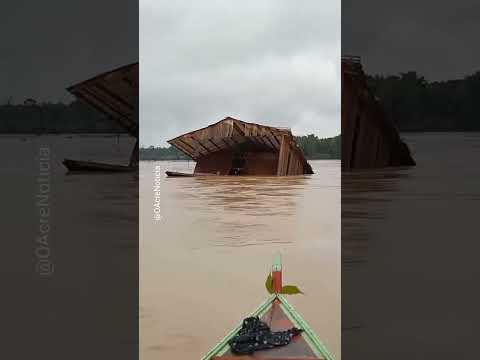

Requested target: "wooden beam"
[
  {"left": 229, "top": 136, "right": 240, "bottom": 145},
  {"left": 94, "top": 83, "right": 135, "bottom": 110},
  {"left": 121, "top": 75, "right": 137, "bottom": 89},
  {"left": 255, "top": 136, "right": 274, "bottom": 150},
  {"left": 176, "top": 138, "right": 203, "bottom": 157},
  {"left": 176, "top": 138, "right": 196, "bottom": 153},
  {"left": 189, "top": 136, "right": 212, "bottom": 155},
  {"left": 260, "top": 129, "right": 281, "bottom": 150},
  {"left": 232, "top": 120, "right": 245, "bottom": 135},
  {"left": 263, "top": 135, "right": 276, "bottom": 150},
  {"left": 172, "top": 142, "right": 196, "bottom": 158},
  {"left": 221, "top": 138, "right": 232, "bottom": 149},
  {"left": 277, "top": 135, "right": 290, "bottom": 175},
  {"left": 251, "top": 136, "right": 266, "bottom": 148},
  {"left": 244, "top": 136, "right": 260, "bottom": 149},
  {"left": 269, "top": 134, "right": 281, "bottom": 149},
  {"left": 285, "top": 151, "right": 291, "bottom": 175},
  {"left": 208, "top": 138, "right": 223, "bottom": 152},
  {"left": 77, "top": 89, "right": 136, "bottom": 135}
]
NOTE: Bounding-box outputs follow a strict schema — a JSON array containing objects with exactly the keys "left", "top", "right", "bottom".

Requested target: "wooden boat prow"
[{"left": 201, "top": 256, "right": 334, "bottom": 360}]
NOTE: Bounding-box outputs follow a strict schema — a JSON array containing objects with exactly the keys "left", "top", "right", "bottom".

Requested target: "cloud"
[
  {"left": 140, "top": 0, "right": 340, "bottom": 146},
  {"left": 342, "top": 0, "right": 480, "bottom": 80},
  {"left": 1, "top": 0, "right": 138, "bottom": 104}
]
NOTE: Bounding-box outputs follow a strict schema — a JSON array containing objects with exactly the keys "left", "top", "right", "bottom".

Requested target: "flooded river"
[
  {"left": 140, "top": 160, "right": 341, "bottom": 359},
  {"left": 1, "top": 134, "right": 138, "bottom": 359},
  {"left": 6, "top": 132, "right": 476, "bottom": 359},
  {"left": 342, "top": 132, "right": 480, "bottom": 359}
]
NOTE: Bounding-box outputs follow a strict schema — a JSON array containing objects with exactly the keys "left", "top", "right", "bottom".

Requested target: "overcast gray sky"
[
  {"left": 1, "top": 0, "right": 137, "bottom": 104},
  {"left": 140, "top": 0, "right": 340, "bottom": 147},
  {"left": 342, "top": 0, "right": 480, "bottom": 81}
]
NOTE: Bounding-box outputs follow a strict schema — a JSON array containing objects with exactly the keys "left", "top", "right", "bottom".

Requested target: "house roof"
[
  {"left": 67, "top": 62, "right": 138, "bottom": 137},
  {"left": 167, "top": 117, "right": 299, "bottom": 160}
]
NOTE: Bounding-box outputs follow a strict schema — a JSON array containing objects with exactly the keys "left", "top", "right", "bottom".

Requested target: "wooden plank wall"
[
  {"left": 171, "top": 117, "right": 312, "bottom": 175},
  {"left": 194, "top": 150, "right": 279, "bottom": 175},
  {"left": 342, "top": 60, "right": 415, "bottom": 169},
  {"left": 277, "top": 135, "right": 306, "bottom": 175},
  {"left": 244, "top": 152, "right": 278, "bottom": 175},
  {"left": 277, "top": 135, "right": 289, "bottom": 175},
  {"left": 194, "top": 151, "right": 233, "bottom": 175}
]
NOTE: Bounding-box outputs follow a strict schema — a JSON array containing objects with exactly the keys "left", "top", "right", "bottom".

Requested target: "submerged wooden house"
[
  {"left": 342, "top": 56, "right": 415, "bottom": 169},
  {"left": 167, "top": 117, "right": 313, "bottom": 176},
  {"left": 63, "top": 62, "right": 139, "bottom": 172}
]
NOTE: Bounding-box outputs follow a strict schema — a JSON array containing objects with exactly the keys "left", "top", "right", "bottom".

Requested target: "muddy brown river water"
[
  {"left": 4, "top": 132, "right": 479, "bottom": 359},
  {"left": 140, "top": 159, "right": 341, "bottom": 359}
]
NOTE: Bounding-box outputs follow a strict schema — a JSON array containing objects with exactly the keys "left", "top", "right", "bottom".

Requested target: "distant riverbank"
[
  {"left": 367, "top": 70, "right": 480, "bottom": 131},
  {"left": 0, "top": 101, "right": 126, "bottom": 133}
]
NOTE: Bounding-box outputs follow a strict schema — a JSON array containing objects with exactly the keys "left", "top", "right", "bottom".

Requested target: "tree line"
[
  {"left": 0, "top": 100, "right": 126, "bottom": 133},
  {"left": 366, "top": 71, "right": 480, "bottom": 131},
  {"left": 139, "top": 134, "right": 341, "bottom": 161},
  {"left": 5, "top": 69, "right": 480, "bottom": 134},
  {"left": 295, "top": 134, "right": 340, "bottom": 159}
]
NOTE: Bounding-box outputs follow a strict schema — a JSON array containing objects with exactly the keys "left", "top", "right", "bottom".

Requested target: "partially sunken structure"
[
  {"left": 63, "top": 62, "right": 139, "bottom": 172},
  {"left": 167, "top": 117, "right": 313, "bottom": 176},
  {"left": 342, "top": 56, "right": 415, "bottom": 169}
]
